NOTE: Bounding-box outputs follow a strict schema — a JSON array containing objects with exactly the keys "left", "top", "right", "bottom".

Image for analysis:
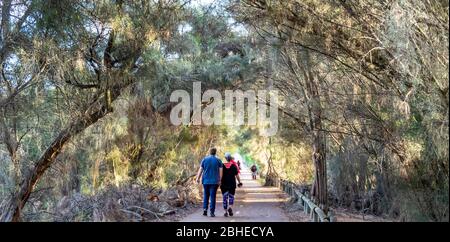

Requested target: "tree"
[
  {"left": 232, "top": 0, "right": 448, "bottom": 220},
  {"left": 0, "top": 0, "right": 186, "bottom": 221}
]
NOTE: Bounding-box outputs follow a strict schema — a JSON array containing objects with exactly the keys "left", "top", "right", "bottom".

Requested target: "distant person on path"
[
  {"left": 221, "top": 152, "right": 242, "bottom": 217},
  {"left": 196, "top": 148, "right": 223, "bottom": 217},
  {"left": 236, "top": 160, "right": 241, "bottom": 170},
  {"left": 250, "top": 164, "right": 258, "bottom": 180}
]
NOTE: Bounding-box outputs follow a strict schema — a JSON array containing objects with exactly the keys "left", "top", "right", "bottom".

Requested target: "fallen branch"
[
  {"left": 120, "top": 209, "right": 143, "bottom": 221},
  {"left": 176, "top": 174, "right": 196, "bottom": 185},
  {"left": 126, "top": 205, "right": 163, "bottom": 220}
]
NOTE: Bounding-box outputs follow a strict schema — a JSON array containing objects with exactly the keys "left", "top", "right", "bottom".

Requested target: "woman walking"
[{"left": 221, "top": 153, "right": 242, "bottom": 217}]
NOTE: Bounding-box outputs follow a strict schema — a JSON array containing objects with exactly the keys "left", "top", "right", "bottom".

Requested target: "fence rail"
[{"left": 271, "top": 178, "right": 335, "bottom": 222}]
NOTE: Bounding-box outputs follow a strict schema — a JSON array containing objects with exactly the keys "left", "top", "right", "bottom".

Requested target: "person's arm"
[
  {"left": 217, "top": 160, "right": 223, "bottom": 185},
  {"left": 196, "top": 159, "right": 204, "bottom": 183},
  {"left": 195, "top": 167, "right": 203, "bottom": 183},
  {"left": 235, "top": 167, "right": 242, "bottom": 187},
  {"left": 219, "top": 167, "right": 223, "bottom": 185}
]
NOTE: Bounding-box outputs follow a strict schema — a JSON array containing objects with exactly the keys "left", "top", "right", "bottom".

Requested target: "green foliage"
[{"left": 0, "top": 0, "right": 447, "bottom": 222}]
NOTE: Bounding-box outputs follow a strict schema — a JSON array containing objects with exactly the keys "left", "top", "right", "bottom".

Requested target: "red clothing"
[{"left": 224, "top": 159, "right": 240, "bottom": 173}]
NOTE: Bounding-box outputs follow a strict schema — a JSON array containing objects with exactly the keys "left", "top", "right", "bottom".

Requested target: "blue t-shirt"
[{"left": 200, "top": 155, "right": 223, "bottom": 184}]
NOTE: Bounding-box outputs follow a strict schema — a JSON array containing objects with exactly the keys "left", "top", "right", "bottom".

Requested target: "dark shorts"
[{"left": 220, "top": 185, "right": 236, "bottom": 195}]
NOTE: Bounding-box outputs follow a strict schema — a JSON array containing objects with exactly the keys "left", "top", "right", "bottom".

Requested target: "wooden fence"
[{"left": 272, "top": 178, "right": 336, "bottom": 222}]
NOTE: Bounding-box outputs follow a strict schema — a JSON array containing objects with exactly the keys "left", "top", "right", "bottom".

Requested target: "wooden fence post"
[
  {"left": 313, "top": 209, "right": 319, "bottom": 222},
  {"left": 304, "top": 195, "right": 309, "bottom": 214},
  {"left": 328, "top": 209, "right": 337, "bottom": 222}
]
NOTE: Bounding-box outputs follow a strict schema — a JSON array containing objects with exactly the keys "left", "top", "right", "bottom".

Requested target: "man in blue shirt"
[{"left": 196, "top": 147, "right": 223, "bottom": 217}]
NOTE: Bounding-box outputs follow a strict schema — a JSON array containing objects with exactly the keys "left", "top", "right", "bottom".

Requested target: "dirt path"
[{"left": 181, "top": 166, "right": 290, "bottom": 222}]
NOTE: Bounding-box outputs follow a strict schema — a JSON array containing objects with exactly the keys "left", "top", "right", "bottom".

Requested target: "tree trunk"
[
  {"left": 308, "top": 80, "right": 327, "bottom": 212},
  {"left": 311, "top": 128, "right": 327, "bottom": 212},
  {"left": 0, "top": 78, "right": 133, "bottom": 222},
  {"left": 301, "top": 50, "right": 328, "bottom": 213}
]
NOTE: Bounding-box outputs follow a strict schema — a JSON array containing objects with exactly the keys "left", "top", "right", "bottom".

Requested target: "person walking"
[
  {"left": 221, "top": 152, "right": 242, "bottom": 217},
  {"left": 250, "top": 164, "right": 258, "bottom": 180},
  {"left": 196, "top": 148, "right": 223, "bottom": 217}
]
